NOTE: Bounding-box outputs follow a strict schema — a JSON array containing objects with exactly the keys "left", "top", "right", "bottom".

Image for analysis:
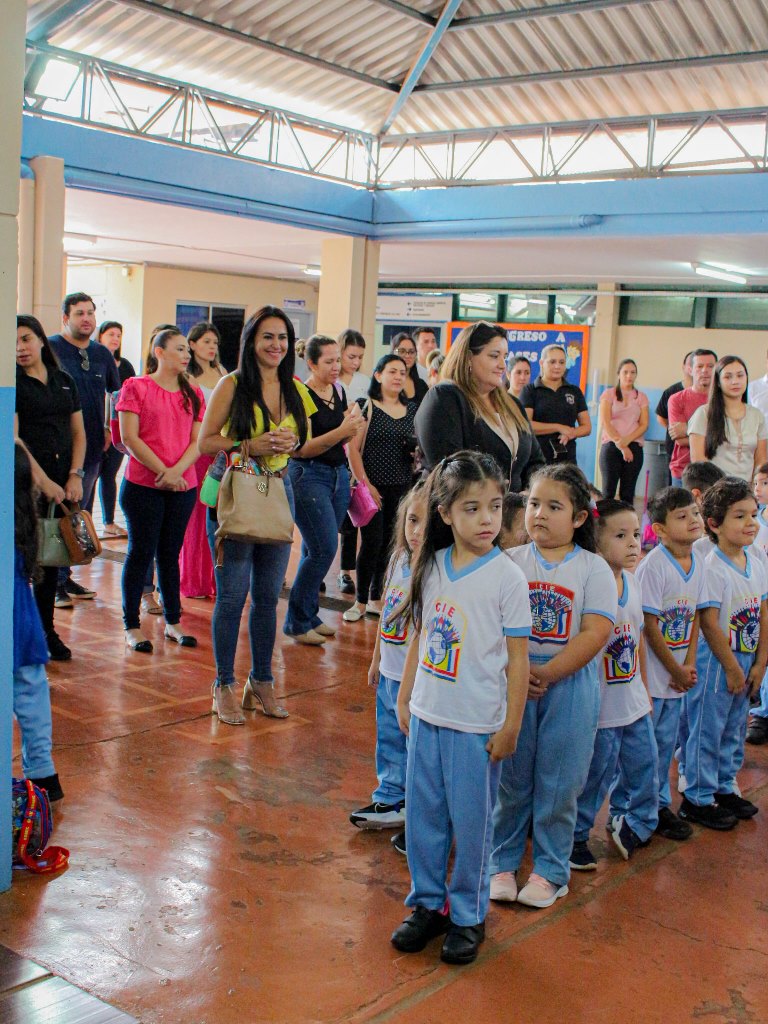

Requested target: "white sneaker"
[
  {"left": 516, "top": 873, "right": 568, "bottom": 909},
  {"left": 489, "top": 871, "right": 518, "bottom": 902}
]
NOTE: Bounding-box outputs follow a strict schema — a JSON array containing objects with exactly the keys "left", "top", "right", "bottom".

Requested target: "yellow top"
[{"left": 224, "top": 376, "right": 317, "bottom": 472}]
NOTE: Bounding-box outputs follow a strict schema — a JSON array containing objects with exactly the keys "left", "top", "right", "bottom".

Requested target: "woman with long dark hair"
[
  {"left": 199, "top": 306, "right": 315, "bottom": 725},
  {"left": 179, "top": 322, "right": 226, "bottom": 599},
  {"left": 689, "top": 355, "right": 768, "bottom": 482},
  {"left": 416, "top": 321, "right": 543, "bottom": 492},
  {"left": 117, "top": 329, "right": 204, "bottom": 653},
  {"left": 598, "top": 358, "right": 649, "bottom": 504},
  {"left": 344, "top": 354, "right": 417, "bottom": 623},
  {"left": 96, "top": 320, "right": 135, "bottom": 539},
  {"left": 15, "top": 314, "right": 87, "bottom": 661},
  {"left": 390, "top": 333, "right": 428, "bottom": 407}
]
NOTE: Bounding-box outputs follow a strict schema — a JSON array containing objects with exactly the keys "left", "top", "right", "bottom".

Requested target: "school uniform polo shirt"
[
  {"left": 15, "top": 366, "right": 82, "bottom": 487},
  {"left": 48, "top": 335, "right": 120, "bottom": 469},
  {"left": 520, "top": 376, "right": 588, "bottom": 463}
]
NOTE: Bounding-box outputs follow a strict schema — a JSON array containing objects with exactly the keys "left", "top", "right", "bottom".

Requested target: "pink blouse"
[
  {"left": 117, "top": 376, "right": 205, "bottom": 489},
  {"left": 600, "top": 387, "right": 649, "bottom": 445}
]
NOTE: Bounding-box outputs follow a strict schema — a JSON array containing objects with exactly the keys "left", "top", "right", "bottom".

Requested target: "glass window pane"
[
  {"left": 710, "top": 296, "right": 768, "bottom": 330},
  {"left": 505, "top": 293, "right": 550, "bottom": 322},
  {"left": 175, "top": 303, "right": 210, "bottom": 337},
  {"left": 554, "top": 293, "right": 596, "bottom": 326},
  {"left": 457, "top": 292, "right": 499, "bottom": 320},
  {"left": 621, "top": 295, "right": 695, "bottom": 326}
]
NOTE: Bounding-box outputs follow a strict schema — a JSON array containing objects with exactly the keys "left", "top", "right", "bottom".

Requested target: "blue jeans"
[
  {"left": 99, "top": 444, "right": 125, "bottom": 524},
  {"left": 284, "top": 461, "right": 350, "bottom": 636},
  {"left": 574, "top": 715, "right": 659, "bottom": 844},
  {"left": 120, "top": 480, "right": 197, "bottom": 629},
  {"left": 405, "top": 717, "right": 501, "bottom": 927},
  {"left": 14, "top": 663, "right": 55, "bottom": 778},
  {"left": 372, "top": 674, "right": 407, "bottom": 805},
  {"left": 208, "top": 476, "right": 295, "bottom": 687}
]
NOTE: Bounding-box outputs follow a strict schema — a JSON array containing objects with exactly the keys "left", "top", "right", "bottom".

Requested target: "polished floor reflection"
[{"left": 1, "top": 549, "right": 767, "bottom": 1024}]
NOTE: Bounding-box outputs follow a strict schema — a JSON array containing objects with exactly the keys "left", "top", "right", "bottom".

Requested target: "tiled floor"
[{"left": 1, "top": 547, "right": 767, "bottom": 1024}]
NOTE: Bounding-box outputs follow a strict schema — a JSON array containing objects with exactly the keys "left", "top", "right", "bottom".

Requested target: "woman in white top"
[
  {"left": 179, "top": 322, "right": 226, "bottom": 599},
  {"left": 688, "top": 355, "right": 768, "bottom": 483}
]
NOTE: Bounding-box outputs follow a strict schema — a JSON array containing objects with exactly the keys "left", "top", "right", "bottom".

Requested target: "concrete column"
[
  {"left": 316, "top": 236, "right": 380, "bottom": 373},
  {"left": 30, "top": 155, "right": 66, "bottom": 335},
  {"left": 17, "top": 175, "right": 35, "bottom": 313},
  {"left": 0, "top": 0, "right": 27, "bottom": 892},
  {"left": 589, "top": 283, "right": 620, "bottom": 488}
]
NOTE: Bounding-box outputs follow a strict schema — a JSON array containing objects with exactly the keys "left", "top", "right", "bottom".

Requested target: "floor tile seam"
[{"left": 52, "top": 710, "right": 215, "bottom": 748}]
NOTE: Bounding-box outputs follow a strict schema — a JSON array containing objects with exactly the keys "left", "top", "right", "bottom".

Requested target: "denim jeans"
[
  {"left": 99, "top": 444, "right": 125, "bottom": 524},
  {"left": 120, "top": 479, "right": 197, "bottom": 629},
  {"left": 14, "top": 663, "right": 55, "bottom": 778},
  {"left": 208, "top": 475, "right": 295, "bottom": 687},
  {"left": 284, "top": 460, "right": 350, "bottom": 636},
  {"left": 58, "top": 457, "right": 102, "bottom": 587}
]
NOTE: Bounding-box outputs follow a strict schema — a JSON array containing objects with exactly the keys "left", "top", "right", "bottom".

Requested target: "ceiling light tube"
[
  {"left": 303, "top": 265, "right": 322, "bottom": 276},
  {"left": 693, "top": 263, "right": 747, "bottom": 285}
]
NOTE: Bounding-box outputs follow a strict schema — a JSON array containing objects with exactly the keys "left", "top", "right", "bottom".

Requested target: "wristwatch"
[{"left": 70, "top": 468, "right": 85, "bottom": 479}]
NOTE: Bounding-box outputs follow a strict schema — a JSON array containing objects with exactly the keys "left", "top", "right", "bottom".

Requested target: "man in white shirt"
[
  {"left": 413, "top": 327, "right": 438, "bottom": 382},
  {"left": 747, "top": 347, "right": 768, "bottom": 428}
]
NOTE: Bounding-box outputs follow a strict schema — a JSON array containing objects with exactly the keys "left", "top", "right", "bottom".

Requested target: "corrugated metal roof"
[{"left": 25, "top": 0, "right": 768, "bottom": 135}]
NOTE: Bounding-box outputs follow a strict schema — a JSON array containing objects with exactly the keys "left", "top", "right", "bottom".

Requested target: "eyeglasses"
[
  {"left": 79, "top": 349, "right": 90, "bottom": 372},
  {"left": 394, "top": 347, "right": 416, "bottom": 357}
]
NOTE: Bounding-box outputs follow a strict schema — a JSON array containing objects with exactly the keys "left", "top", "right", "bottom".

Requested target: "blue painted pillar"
[{"left": 0, "top": 0, "right": 27, "bottom": 891}]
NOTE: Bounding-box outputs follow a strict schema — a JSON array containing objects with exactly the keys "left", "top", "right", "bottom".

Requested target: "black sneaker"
[
  {"left": 391, "top": 830, "right": 406, "bottom": 856},
  {"left": 746, "top": 716, "right": 768, "bottom": 745},
  {"left": 611, "top": 815, "right": 641, "bottom": 860},
  {"left": 569, "top": 840, "right": 597, "bottom": 871},
  {"left": 46, "top": 631, "right": 72, "bottom": 662},
  {"left": 337, "top": 572, "right": 355, "bottom": 595},
  {"left": 715, "top": 792, "right": 759, "bottom": 819},
  {"left": 391, "top": 906, "right": 450, "bottom": 953},
  {"left": 54, "top": 586, "right": 73, "bottom": 609},
  {"left": 29, "top": 773, "right": 64, "bottom": 802},
  {"left": 319, "top": 580, "right": 326, "bottom": 594},
  {"left": 65, "top": 580, "right": 96, "bottom": 599},
  {"left": 679, "top": 798, "right": 738, "bottom": 830},
  {"left": 441, "top": 921, "right": 485, "bottom": 965},
  {"left": 655, "top": 806, "right": 693, "bottom": 841},
  {"left": 349, "top": 800, "right": 405, "bottom": 830}
]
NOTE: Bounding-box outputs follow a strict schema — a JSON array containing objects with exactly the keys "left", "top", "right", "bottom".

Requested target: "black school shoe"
[
  {"left": 46, "top": 631, "right": 71, "bottom": 661},
  {"left": 29, "top": 773, "right": 64, "bottom": 802},
  {"left": 679, "top": 798, "right": 737, "bottom": 830},
  {"left": 746, "top": 716, "right": 768, "bottom": 745},
  {"left": 655, "top": 805, "right": 693, "bottom": 841},
  {"left": 391, "top": 830, "right": 406, "bottom": 856},
  {"left": 337, "top": 573, "right": 355, "bottom": 595},
  {"left": 441, "top": 922, "right": 485, "bottom": 965},
  {"left": 569, "top": 840, "right": 597, "bottom": 871},
  {"left": 716, "top": 792, "right": 759, "bottom": 819},
  {"left": 391, "top": 906, "right": 450, "bottom": 953}
]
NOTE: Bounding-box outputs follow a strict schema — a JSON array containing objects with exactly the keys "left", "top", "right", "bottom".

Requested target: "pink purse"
[{"left": 348, "top": 399, "right": 378, "bottom": 527}]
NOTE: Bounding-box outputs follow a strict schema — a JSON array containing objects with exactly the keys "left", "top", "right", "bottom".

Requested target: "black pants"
[
  {"left": 600, "top": 441, "right": 644, "bottom": 505},
  {"left": 120, "top": 479, "right": 196, "bottom": 629},
  {"left": 356, "top": 483, "right": 410, "bottom": 603},
  {"left": 339, "top": 514, "right": 358, "bottom": 572}
]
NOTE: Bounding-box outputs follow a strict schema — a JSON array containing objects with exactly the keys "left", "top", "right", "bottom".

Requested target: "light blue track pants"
[{"left": 371, "top": 674, "right": 407, "bottom": 805}]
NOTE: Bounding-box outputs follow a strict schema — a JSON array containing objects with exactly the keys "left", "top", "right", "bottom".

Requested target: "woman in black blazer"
[{"left": 415, "top": 322, "right": 544, "bottom": 492}]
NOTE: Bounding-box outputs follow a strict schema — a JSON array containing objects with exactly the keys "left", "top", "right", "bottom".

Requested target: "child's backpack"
[
  {"left": 108, "top": 390, "right": 128, "bottom": 455},
  {"left": 12, "top": 779, "right": 69, "bottom": 874}
]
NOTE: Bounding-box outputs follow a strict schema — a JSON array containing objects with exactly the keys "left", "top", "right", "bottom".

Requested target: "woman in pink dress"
[{"left": 180, "top": 323, "right": 226, "bottom": 599}]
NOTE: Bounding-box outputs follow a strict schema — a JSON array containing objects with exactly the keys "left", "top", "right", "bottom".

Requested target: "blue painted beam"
[
  {"left": 379, "top": 0, "right": 464, "bottom": 134},
  {"left": 27, "top": 0, "right": 100, "bottom": 42},
  {"left": 22, "top": 115, "right": 374, "bottom": 235}
]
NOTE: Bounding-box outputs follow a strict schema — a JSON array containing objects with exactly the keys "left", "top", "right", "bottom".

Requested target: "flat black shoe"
[
  {"left": 391, "top": 906, "right": 449, "bottom": 953},
  {"left": 46, "top": 632, "right": 71, "bottom": 662},
  {"left": 716, "top": 792, "right": 759, "bottom": 819},
  {"left": 337, "top": 572, "right": 355, "bottom": 595},
  {"left": 164, "top": 629, "right": 198, "bottom": 648},
  {"left": 319, "top": 580, "right": 327, "bottom": 594},
  {"left": 440, "top": 922, "right": 485, "bottom": 965},
  {"left": 746, "top": 717, "right": 768, "bottom": 745},
  {"left": 29, "top": 773, "right": 64, "bottom": 802},
  {"left": 679, "top": 798, "right": 737, "bottom": 830}
]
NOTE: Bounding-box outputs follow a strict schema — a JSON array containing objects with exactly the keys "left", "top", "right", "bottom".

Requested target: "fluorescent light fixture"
[
  {"left": 63, "top": 233, "right": 97, "bottom": 248},
  {"left": 693, "top": 262, "right": 747, "bottom": 285},
  {"left": 303, "top": 265, "right": 321, "bottom": 277},
  {"left": 28, "top": 56, "right": 80, "bottom": 102}
]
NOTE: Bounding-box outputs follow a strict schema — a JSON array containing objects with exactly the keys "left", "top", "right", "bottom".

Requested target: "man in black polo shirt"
[
  {"left": 49, "top": 291, "right": 120, "bottom": 606},
  {"left": 520, "top": 344, "right": 591, "bottom": 464},
  {"left": 655, "top": 351, "right": 693, "bottom": 483}
]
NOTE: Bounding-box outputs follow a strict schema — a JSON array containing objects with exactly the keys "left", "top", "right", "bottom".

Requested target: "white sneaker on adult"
[
  {"left": 516, "top": 873, "right": 568, "bottom": 909},
  {"left": 489, "top": 871, "right": 518, "bottom": 902}
]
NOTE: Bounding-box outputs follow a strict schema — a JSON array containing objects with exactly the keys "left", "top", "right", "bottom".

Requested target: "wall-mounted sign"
[
  {"left": 283, "top": 298, "right": 307, "bottom": 310},
  {"left": 446, "top": 322, "right": 590, "bottom": 392},
  {"left": 376, "top": 293, "right": 453, "bottom": 323}
]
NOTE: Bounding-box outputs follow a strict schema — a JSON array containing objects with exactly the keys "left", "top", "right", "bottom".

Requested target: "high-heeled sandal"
[
  {"left": 164, "top": 627, "right": 198, "bottom": 648},
  {"left": 242, "top": 677, "right": 289, "bottom": 719},
  {"left": 211, "top": 682, "right": 245, "bottom": 726},
  {"left": 125, "top": 630, "right": 153, "bottom": 654}
]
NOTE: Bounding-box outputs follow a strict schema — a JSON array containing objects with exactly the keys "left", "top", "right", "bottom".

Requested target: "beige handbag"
[{"left": 214, "top": 455, "right": 294, "bottom": 563}]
